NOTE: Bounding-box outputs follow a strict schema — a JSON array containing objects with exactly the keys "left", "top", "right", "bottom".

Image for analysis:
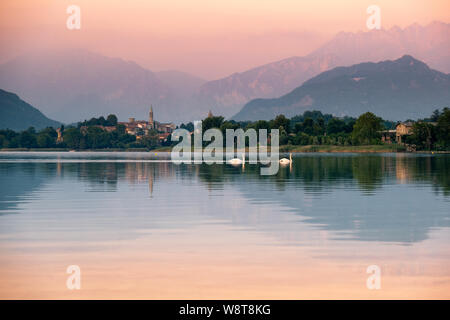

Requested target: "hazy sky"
[{"left": 1, "top": 0, "right": 449, "bottom": 79}]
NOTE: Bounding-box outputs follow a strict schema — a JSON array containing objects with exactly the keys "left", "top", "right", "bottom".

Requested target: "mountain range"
[
  {"left": 198, "top": 21, "right": 450, "bottom": 117},
  {"left": 0, "top": 21, "right": 449, "bottom": 124},
  {"left": 233, "top": 55, "right": 450, "bottom": 121},
  {"left": 0, "top": 89, "right": 60, "bottom": 131},
  {"left": 0, "top": 49, "right": 208, "bottom": 124}
]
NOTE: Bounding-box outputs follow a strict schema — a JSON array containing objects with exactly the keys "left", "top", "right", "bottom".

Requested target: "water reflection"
[{"left": 0, "top": 153, "right": 448, "bottom": 245}]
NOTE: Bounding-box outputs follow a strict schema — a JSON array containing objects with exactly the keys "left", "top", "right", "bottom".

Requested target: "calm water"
[{"left": 0, "top": 152, "right": 449, "bottom": 299}]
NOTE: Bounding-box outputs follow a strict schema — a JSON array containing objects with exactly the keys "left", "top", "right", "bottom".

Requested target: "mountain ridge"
[
  {"left": 0, "top": 49, "right": 206, "bottom": 124},
  {"left": 0, "top": 89, "right": 61, "bottom": 131},
  {"left": 232, "top": 55, "right": 450, "bottom": 121},
  {"left": 196, "top": 21, "right": 450, "bottom": 118},
  {"left": 0, "top": 22, "right": 449, "bottom": 123}
]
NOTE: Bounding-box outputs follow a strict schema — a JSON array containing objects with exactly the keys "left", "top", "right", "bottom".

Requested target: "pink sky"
[{"left": 1, "top": 0, "right": 449, "bottom": 79}]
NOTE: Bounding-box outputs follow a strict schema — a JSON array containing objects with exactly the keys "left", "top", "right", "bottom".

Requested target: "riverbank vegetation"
[{"left": 0, "top": 109, "right": 449, "bottom": 152}]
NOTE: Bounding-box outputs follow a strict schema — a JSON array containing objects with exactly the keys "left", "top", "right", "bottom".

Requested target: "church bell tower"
[{"left": 149, "top": 105, "right": 154, "bottom": 129}]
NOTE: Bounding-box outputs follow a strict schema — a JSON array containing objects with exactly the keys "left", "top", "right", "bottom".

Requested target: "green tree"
[
  {"left": 314, "top": 118, "right": 325, "bottom": 135},
  {"left": 408, "top": 122, "right": 436, "bottom": 150},
  {"left": 431, "top": 109, "right": 441, "bottom": 122},
  {"left": 85, "top": 127, "right": 111, "bottom": 149},
  {"left": 37, "top": 133, "right": 54, "bottom": 148},
  {"left": 301, "top": 118, "right": 314, "bottom": 135},
  {"left": 40, "top": 127, "right": 57, "bottom": 138},
  {"left": 98, "top": 116, "right": 107, "bottom": 126},
  {"left": 254, "top": 120, "right": 269, "bottom": 131},
  {"left": 327, "top": 118, "right": 346, "bottom": 134},
  {"left": 436, "top": 108, "right": 450, "bottom": 149},
  {"left": 140, "top": 132, "right": 159, "bottom": 149},
  {"left": 293, "top": 132, "right": 311, "bottom": 145},
  {"left": 19, "top": 128, "right": 38, "bottom": 148},
  {"left": 8, "top": 137, "right": 19, "bottom": 148},
  {"left": 220, "top": 121, "right": 239, "bottom": 134},
  {"left": 0, "top": 135, "right": 5, "bottom": 148},
  {"left": 351, "top": 112, "right": 383, "bottom": 145},
  {"left": 63, "top": 128, "right": 83, "bottom": 149},
  {"left": 106, "top": 114, "right": 118, "bottom": 126},
  {"left": 271, "top": 115, "right": 290, "bottom": 133},
  {"left": 116, "top": 124, "right": 126, "bottom": 135},
  {"left": 344, "top": 119, "right": 356, "bottom": 133},
  {"left": 180, "top": 122, "right": 194, "bottom": 132},
  {"left": 203, "top": 116, "right": 224, "bottom": 132}
]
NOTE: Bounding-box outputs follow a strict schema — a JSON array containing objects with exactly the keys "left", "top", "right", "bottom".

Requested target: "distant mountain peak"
[
  {"left": 1, "top": 21, "right": 449, "bottom": 123},
  {"left": 397, "top": 54, "right": 423, "bottom": 64},
  {"left": 233, "top": 55, "right": 450, "bottom": 121},
  {"left": 195, "top": 21, "right": 450, "bottom": 119}
]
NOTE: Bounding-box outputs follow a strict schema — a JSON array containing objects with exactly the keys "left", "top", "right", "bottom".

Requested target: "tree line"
[
  {"left": 180, "top": 111, "right": 385, "bottom": 147},
  {"left": 404, "top": 109, "right": 450, "bottom": 150},
  {"left": 0, "top": 114, "right": 161, "bottom": 150},
  {"left": 180, "top": 108, "right": 449, "bottom": 150},
  {"left": 1, "top": 109, "right": 449, "bottom": 150}
]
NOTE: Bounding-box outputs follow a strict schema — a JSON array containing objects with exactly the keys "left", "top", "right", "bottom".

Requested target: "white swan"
[
  {"left": 279, "top": 153, "right": 292, "bottom": 165},
  {"left": 228, "top": 153, "right": 245, "bottom": 166}
]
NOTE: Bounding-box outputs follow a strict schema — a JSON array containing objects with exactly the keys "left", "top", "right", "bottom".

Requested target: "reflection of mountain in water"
[
  {"left": 0, "top": 153, "right": 448, "bottom": 245},
  {"left": 194, "top": 154, "right": 450, "bottom": 243},
  {"left": 0, "top": 163, "right": 56, "bottom": 214}
]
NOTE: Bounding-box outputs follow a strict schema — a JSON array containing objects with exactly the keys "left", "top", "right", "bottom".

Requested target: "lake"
[{"left": 0, "top": 152, "right": 449, "bottom": 299}]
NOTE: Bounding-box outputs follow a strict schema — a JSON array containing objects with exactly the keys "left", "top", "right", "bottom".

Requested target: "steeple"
[
  {"left": 207, "top": 110, "right": 213, "bottom": 118},
  {"left": 149, "top": 105, "right": 154, "bottom": 127}
]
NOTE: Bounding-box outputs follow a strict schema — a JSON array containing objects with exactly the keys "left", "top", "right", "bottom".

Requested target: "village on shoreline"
[{"left": 1, "top": 106, "right": 449, "bottom": 154}]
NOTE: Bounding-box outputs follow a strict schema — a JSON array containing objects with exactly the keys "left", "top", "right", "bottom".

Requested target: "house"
[{"left": 395, "top": 122, "right": 414, "bottom": 143}]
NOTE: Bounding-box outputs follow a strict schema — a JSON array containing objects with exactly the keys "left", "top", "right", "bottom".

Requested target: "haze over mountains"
[
  {"left": 0, "top": 21, "right": 449, "bottom": 124},
  {"left": 233, "top": 55, "right": 450, "bottom": 121},
  {"left": 0, "top": 49, "right": 207, "bottom": 124},
  {"left": 198, "top": 21, "right": 450, "bottom": 117},
  {"left": 0, "top": 89, "right": 60, "bottom": 131}
]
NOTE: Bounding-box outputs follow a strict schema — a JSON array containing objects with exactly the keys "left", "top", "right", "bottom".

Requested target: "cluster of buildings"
[
  {"left": 118, "top": 106, "right": 176, "bottom": 142},
  {"left": 380, "top": 122, "right": 414, "bottom": 144},
  {"left": 72, "top": 106, "right": 176, "bottom": 144},
  {"left": 380, "top": 121, "right": 436, "bottom": 144}
]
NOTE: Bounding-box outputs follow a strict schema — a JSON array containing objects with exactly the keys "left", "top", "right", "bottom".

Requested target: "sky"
[{"left": 0, "top": 0, "right": 449, "bottom": 79}]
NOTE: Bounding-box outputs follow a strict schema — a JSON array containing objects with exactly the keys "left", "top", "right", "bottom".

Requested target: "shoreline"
[{"left": 1, "top": 145, "right": 449, "bottom": 154}]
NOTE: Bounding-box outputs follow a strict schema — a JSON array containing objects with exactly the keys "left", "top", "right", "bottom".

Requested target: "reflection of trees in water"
[
  {"left": 394, "top": 155, "right": 450, "bottom": 196},
  {"left": 1, "top": 155, "right": 448, "bottom": 206},
  {"left": 0, "top": 155, "right": 449, "bottom": 243},
  {"left": 192, "top": 155, "right": 450, "bottom": 243},
  {"left": 429, "top": 157, "right": 450, "bottom": 196},
  {"left": 56, "top": 162, "right": 176, "bottom": 194},
  {"left": 194, "top": 156, "right": 384, "bottom": 194},
  {"left": 51, "top": 162, "right": 122, "bottom": 193},
  {"left": 193, "top": 154, "right": 450, "bottom": 197},
  {"left": 351, "top": 156, "right": 385, "bottom": 194},
  {"left": 53, "top": 155, "right": 444, "bottom": 198},
  {"left": 78, "top": 163, "right": 119, "bottom": 187}
]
